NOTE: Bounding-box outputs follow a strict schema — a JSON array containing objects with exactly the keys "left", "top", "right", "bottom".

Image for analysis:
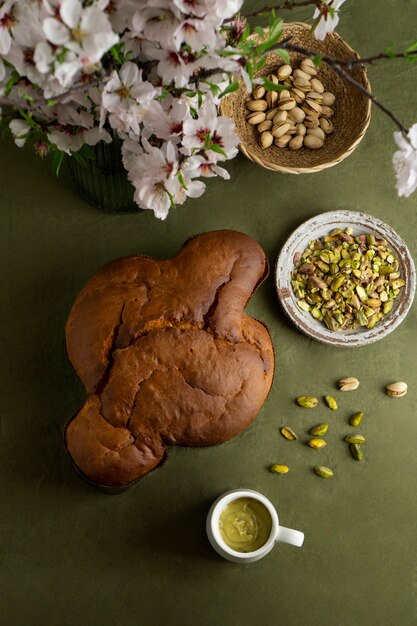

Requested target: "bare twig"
[
  {"left": 330, "top": 63, "right": 409, "bottom": 134},
  {"left": 273, "top": 38, "right": 409, "bottom": 134},
  {"left": 243, "top": 0, "right": 321, "bottom": 19}
]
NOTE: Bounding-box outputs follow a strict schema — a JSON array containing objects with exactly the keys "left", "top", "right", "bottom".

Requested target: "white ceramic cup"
[{"left": 206, "top": 489, "right": 304, "bottom": 563}]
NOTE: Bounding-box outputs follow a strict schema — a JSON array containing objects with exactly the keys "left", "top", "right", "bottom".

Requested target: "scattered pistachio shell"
[
  {"left": 280, "top": 427, "right": 297, "bottom": 441},
  {"left": 307, "top": 438, "right": 327, "bottom": 449},
  {"left": 350, "top": 443, "right": 363, "bottom": 461},
  {"left": 314, "top": 465, "right": 334, "bottom": 478},
  {"left": 338, "top": 377, "right": 360, "bottom": 391},
  {"left": 296, "top": 396, "right": 318, "bottom": 408},
  {"left": 270, "top": 464, "right": 289, "bottom": 474},
  {"left": 349, "top": 411, "right": 364, "bottom": 426},
  {"left": 344, "top": 434, "right": 366, "bottom": 444},
  {"left": 386, "top": 381, "right": 408, "bottom": 397},
  {"left": 309, "top": 423, "right": 329, "bottom": 436},
  {"left": 324, "top": 395, "right": 338, "bottom": 410}
]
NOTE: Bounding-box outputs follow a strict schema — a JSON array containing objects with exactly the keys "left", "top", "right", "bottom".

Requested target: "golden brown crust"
[{"left": 65, "top": 230, "right": 274, "bottom": 487}]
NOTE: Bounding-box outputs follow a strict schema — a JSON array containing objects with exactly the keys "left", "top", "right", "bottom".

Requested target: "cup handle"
[{"left": 275, "top": 525, "right": 304, "bottom": 547}]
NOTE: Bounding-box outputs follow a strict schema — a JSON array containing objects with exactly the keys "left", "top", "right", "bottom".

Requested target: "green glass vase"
[{"left": 67, "top": 137, "right": 141, "bottom": 213}]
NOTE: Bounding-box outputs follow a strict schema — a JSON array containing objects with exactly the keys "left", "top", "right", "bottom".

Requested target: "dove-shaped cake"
[{"left": 64, "top": 230, "right": 274, "bottom": 488}]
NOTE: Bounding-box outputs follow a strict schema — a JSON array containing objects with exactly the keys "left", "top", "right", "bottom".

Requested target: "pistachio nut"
[
  {"left": 288, "top": 107, "right": 306, "bottom": 123},
  {"left": 297, "top": 123, "right": 307, "bottom": 136},
  {"left": 272, "top": 122, "right": 291, "bottom": 138},
  {"left": 296, "top": 396, "right": 318, "bottom": 408},
  {"left": 309, "top": 423, "right": 329, "bottom": 436},
  {"left": 307, "top": 438, "right": 327, "bottom": 449},
  {"left": 246, "top": 111, "right": 266, "bottom": 125},
  {"left": 344, "top": 434, "right": 366, "bottom": 444},
  {"left": 279, "top": 97, "right": 296, "bottom": 111},
  {"left": 266, "top": 91, "right": 278, "bottom": 109},
  {"left": 266, "top": 107, "right": 279, "bottom": 120},
  {"left": 314, "top": 465, "right": 334, "bottom": 478},
  {"left": 275, "top": 134, "right": 292, "bottom": 148},
  {"left": 277, "top": 64, "right": 292, "bottom": 80},
  {"left": 307, "top": 127, "right": 325, "bottom": 141},
  {"left": 321, "top": 92, "right": 336, "bottom": 106},
  {"left": 272, "top": 110, "right": 288, "bottom": 124},
  {"left": 386, "top": 381, "right": 408, "bottom": 397},
  {"left": 280, "top": 426, "right": 297, "bottom": 441},
  {"left": 349, "top": 412, "right": 364, "bottom": 427},
  {"left": 304, "top": 116, "right": 320, "bottom": 129},
  {"left": 259, "top": 131, "right": 273, "bottom": 148},
  {"left": 350, "top": 443, "right": 363, "bottom": 461},
  {"left": 253, "top": 85, "right": 266, "bottom": 99},
  {"left": 310, "top": 78, "right": 324, "bottom": 93},
  {"left": 246, "top": 99, "right": 268, "bottom": 111},
  {"left": 321, "top": 105, "right": 334, "bottom": 117},
  {"left": 338, "top": 377, "right": 360, "bottom": 391},
  {"left": 319, "top": 118, "right": 334, "bottom": 134},
  {"left": 300, "top": 58, "right": 318, "bottom": 76},
  {"left": 267, "top": 73, "right": 279, "bottom": 84},
  {"left": 303, "top": 134, "right": 324, "bottom": 149},
  {"left": 288, "top": 135, "right": 303, "bottom": 150},
  {"left": 270, "top": 463, "right": 289, "bottom": 474},
  {"left": 293, "top": 76, "right": 311, "bottom": 89},
  {"left": 324, "top": 395, "right": 338, "bottom": 410},
  {"left": 257, "top": 120, "right": 273, "bottom": 133}
]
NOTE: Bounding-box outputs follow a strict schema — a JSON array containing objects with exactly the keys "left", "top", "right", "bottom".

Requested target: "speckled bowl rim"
[{"left": 275, "top": 210, "right": 416, "bottom": 347}]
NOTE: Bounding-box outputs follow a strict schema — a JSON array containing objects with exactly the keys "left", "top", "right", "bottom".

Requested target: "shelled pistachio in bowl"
[
  {"left": 292, "top": 228, "right": 404, "bottom": 331},
  {"left": 275, "top": 211, "right": 416, "bottom": 347}
]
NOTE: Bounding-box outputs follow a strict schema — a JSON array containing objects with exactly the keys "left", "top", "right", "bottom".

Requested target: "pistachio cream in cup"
[{"left": 206, "top": 489, "right": 304, "bottom": 563}]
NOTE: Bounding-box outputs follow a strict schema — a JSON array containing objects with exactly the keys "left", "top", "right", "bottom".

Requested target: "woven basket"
[{"left": 220, "top": 22, "right": 371, "bottom": 174}]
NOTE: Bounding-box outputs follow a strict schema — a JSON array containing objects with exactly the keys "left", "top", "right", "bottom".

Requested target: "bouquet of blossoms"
[{"left": 0, "top": 0, "right": 416, "bottom": 218}]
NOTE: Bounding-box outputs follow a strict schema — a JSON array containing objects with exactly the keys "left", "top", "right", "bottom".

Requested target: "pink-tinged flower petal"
[
  {"left": 43, "top": 18, "right": 69, "bottom": 45},
  {"left": 120, "top": 61, "right": 139, "bottom": 86},
  {"left": 0, "top": 27, "right": 12, "bottom": 54},
  {"left": 0, "top": 58, "right": 5, "bottom": 81},
  {"left": 60, "top": 0, "right": 83, "bottom": 29},
  {"left": 407, "top": 123, "right": 417, "bottom": 150},
  {"left": 34, "top": 42, "right": 53, "bottom": 74},
  {"left": 84, "top": 127, "right": 112, "bottom": 145}
]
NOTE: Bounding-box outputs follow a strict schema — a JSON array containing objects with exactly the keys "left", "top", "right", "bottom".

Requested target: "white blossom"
[
  {"left": 48, "top": 125, "right": 111, "bottom": 154},
  {"left": 9, "top": 118, "right": 31, "bottom": 147},
  {"left": 393, "top": 124, "right": 417, "bottom": 198},
  {"left": 0, "top": 0, "right": 15, "bottom": 55},
  {"left": 43, "top": 0, "right": 118, "bottom": 86},
  {"left": 182, "top": 97, "right": 239, "bottom": 160},
  {"left": 313, "top": 0, "right": 346, "bottom": 41}
]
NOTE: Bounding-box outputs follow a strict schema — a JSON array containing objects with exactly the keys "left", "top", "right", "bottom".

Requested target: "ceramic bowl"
[{"left": 275, "top": 210, "right": 416, "bottom": 347}]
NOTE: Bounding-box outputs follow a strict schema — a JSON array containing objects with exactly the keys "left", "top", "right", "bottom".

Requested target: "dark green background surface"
[{"left": 1, "top": 2, "right": 417, "bottom": 625}]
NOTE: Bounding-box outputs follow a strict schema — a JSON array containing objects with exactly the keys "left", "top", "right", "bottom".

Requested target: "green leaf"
[
  {"left": 5, "top": 71, "right": 20, "bottom": 97},
  {"left": 384, "top": 44, "right": 396, "bottom": 59},
  {"left": 239, "top": 23, "right": 251, "bottom": 44},
  {"left": 208, "top": 82, "right": 221, "bottom": 96},
  {"left": 206, "top": 143, "right": 227, "bottom": 158},
  {"left": 47, "top": 99, "right": 58, "bottom": 106},
  {"left": 313, "top": 53, "right": 324, "bottom": 67},
  {"left": 263, "top": 77, "right": 287, "bottom": 92},
  {"left": 254, "top": 26, "right": 265, "bottom": 39},
  {"left": 52, "top": 151, "right": 65, "bottom": 177},
  {"left": 219, "top": 79, "right": 239, "bottom": 98},
  {"left": 72, "top": 151, "right": 88, "bottom": 167},
  {"left": 276, "top": 48, "right": 289, "bottom": 63},
  {"left": 177, "top": 171, "right": 188, "bottom": 190},
  {"left": 405, "top": 40, "right": 417, "bottom": 53},
  {"left": 254, "top": 56, "right": 267, "bottom": 72}
]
